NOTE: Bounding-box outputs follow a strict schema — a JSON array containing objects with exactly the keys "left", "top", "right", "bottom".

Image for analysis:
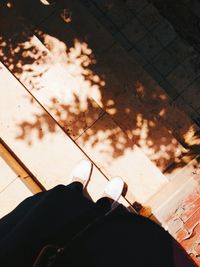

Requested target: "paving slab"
[
  {"left": 152, "top": 19, "right": 176, "bottom": 47},
  {"left": 50, "top": 0, "right": 115, "bottom": 54},
  {"left": 0, "top": 3, "right": 30, "bottom": 40},
  {"left": 80, "top": 1, "right": 126, "bottom": 38},
  {"left": 151, "top": 49, "right": 179, "bottom": 76},
  {"left": 111, "top": 31, "right": 132, "bottom": 51},
  {"left": 92, "top": 0, "right": 134, "bottom": 29},
  {"left": 134, "top": 33, "right": 163, "bottom": 61},
  {"left": 167, "top": 56, "right": 200, "bottom": 93},
  {"left": 174, "top": 96, "right": 199, "bottom": 123},
  {"left": 128, "top": 47, "right": 147, "bottom": 66},
  {"left": 166, "top": 37, "right": 194, "bottom": 63},
  {"left": 76, "top": 113, "right": 167, "bottom": 204},
  {"left": 121, "top": 17, "right": 147, "bottom": 45},
  {"left": 99, "top": 44, "right": 200, "bottom": 148},
  {"left": 4, "top": 0, "right": 56, "bottom": 27},
  {"left": 27, "top": 1, "right": 199, "bottom": 156},
  {"left": 181, "top": 77, "right": 200, "bottom": 111},
  {"left": 158, "top": 79, "right": 179, "bottom": 100},
  {"left": 0, "top": 178, "right": 32, "bottom": 219},
  {"left": 124, "top": 0, "right": 148, "bottom": 14},
  {"left": 1, "top": 3, "right": 176, "bottom": 184},
  {"left": 137, "top": 3, "right": 163, "bottom": 30},
  {"left": 0, "top": 62, "right": 110, "bottom": 202},
  {"left": 0, "top": 8, "right": 105, "bottom": 140},
  {"left": 0, "top": 157, "right": 18, "bottom": 193},
  {"left": 143, "top": 63, "right": 164, "bottom": 84}
]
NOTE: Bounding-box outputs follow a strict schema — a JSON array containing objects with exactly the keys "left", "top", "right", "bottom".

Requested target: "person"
[{"left": 0, "top": 159, "right": 195, "bottom": 267}]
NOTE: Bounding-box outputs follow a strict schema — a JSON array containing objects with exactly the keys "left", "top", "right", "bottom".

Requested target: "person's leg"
[
  {"left": 0, "top": 182, "right": 96, "bottom": 267},
  {"left": 0, "top": 181, "right": 84, "bottom": 242},
  {"left": 0, "top": 190, "right": 48, "bottom": 241},
  {"left": 0, "top": 159, "right": 92, "bottom": 242},
  {"left": 0, "top": 158, "right": 94, "bottom": 266}
]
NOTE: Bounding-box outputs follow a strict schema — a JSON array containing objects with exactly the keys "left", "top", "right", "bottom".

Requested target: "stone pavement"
[
  {"left": 82, "top": 0, "right": 200, "bottom": 125},
  {"left": 0, "top": 0, "right": 200, "bottom": 265}
]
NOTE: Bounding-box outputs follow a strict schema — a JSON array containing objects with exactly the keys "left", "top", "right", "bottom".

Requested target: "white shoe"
[
  {"left": 103, "top": 177, "right": 124, "bottom": 203},
  {"left": 70, "top": 159, "right": 93, "bottom": 187}
]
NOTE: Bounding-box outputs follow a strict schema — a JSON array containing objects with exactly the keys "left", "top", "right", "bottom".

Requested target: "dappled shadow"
[{"left": 0, "top": 0, "right": 200, "bottom": 178}]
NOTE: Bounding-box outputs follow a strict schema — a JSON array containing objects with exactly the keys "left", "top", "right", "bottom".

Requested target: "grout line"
[
  {"left": 85, "top": 1, "right": 134, "bottom": 49},
  {"left": 32, "top": 4, "right": 58, "bottom": 29},
  {"left": 74, "top": 112, "right": 106, "bottom": 141},
  {"left": 0, "top": 176, "right": 19, "bottom": 194}
]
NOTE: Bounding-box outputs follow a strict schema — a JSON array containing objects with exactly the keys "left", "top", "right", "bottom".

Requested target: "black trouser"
[
  {"left": 0, "top": 183, "right": 195, "bottom": 267},
  {"left": 0, "top": 182, "right": 112, "bottom": 267}
]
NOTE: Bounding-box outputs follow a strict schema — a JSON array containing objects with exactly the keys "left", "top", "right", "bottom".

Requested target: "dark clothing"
[{"left": 0, "top": 183, "right": 195, "bottom": 267}]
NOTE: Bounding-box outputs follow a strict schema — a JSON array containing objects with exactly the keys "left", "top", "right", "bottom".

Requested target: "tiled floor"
[{"left": 82, "top": 0, "right": 200, "bottom": 122}]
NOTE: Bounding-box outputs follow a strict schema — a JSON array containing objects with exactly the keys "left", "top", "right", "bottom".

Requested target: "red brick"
[
  {"left": 184, "top": 209, "right": 200, "bottom": 233},
  {"left": 181, "top": 197, "right": 200, "bottom": 223},
  {"left": 194, "top": 243, "right": 200, "bottom": 255},
  {"left": 181, "top": 224, "right": 200, "bottom": 251},
  {"left": 185, "top": 193, "right": 200, "bottom": 205},
  {"left": 176, "top": 228, "right": 190, "bottom": 242}
]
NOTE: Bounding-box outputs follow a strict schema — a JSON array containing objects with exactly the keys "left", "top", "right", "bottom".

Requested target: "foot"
[
  {"left": 103, "top": 177, "right": 124, "bottom": 206},
  {"left": 70, "top": 159, "right": 93, "bottom": 188}
]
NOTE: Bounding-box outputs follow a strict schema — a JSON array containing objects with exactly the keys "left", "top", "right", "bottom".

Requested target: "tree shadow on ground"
[{"left": 0, "top": 0, "right": 200, "bottom": 177}]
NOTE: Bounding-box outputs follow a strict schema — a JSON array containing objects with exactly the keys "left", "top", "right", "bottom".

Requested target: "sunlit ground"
[{"left": 0, "top": 1, "right": 200, "bottom": 203}]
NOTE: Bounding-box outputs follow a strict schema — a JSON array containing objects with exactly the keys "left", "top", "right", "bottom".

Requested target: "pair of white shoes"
[{"left": 71, "top": 159, "right": 124, "bottom": 203}]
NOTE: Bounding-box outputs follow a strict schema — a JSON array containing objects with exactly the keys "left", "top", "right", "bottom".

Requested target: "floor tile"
[
  {"left": 0, "top": 157, "right": 17, "bottom": 193},
  {"left": 174, "top": 96, "right": 199, "bottom": 121},
  {"left": 158, "top": 79, "right": 179, "bottom": 100},
  {"left": 166, "top": 37, "right": 194, "bottom": 63},
  {"left": 134, "top": 33, "right": 163, "bottom": 61},
  {"left": 112, "top": 31, "right": 132, "bottom": 51},
  {"left": 129, "top": 47, "right": 147, "bottom": 66},
  {"left": 54, "top": 0, "right": 115, "bottom": 54},
  {"left": 166, "top": 57, "right": 200, "bottom": 94},
  {"left": 102, "top": 0, "right": 134, "bottom": 28},
  {"left": 143, "top": 63, "right": 164, "bottom": 83},
  {"left": 151, "top": 49, "right": 179, "bottom": 76},
  {"left": 11, "top": 0, "right": 56, "bottom": 27},
  {"left": 76, "top": 113, "right": 167, "bottom": 204},
  {"left": 0, "top": 178, "right": 32, "bottom": 218},
  {"left": 122, "top": 17, "right": 147, "bottom": 45},
  {"left": 137, "top": 4, "right": 163, "bottom": 30},
  {"left": 95, "top": 13, "right": 118, "bottom": 35},
  {"left": 99, "top": 44, "right": 199, "bottom": 151},
  {"left": 0, "top": 3, "right": 30, "bottom": 40},
  {"left": 181, "top": 77, "right": 200, "bottom": 110},
  {"left": 92, "top": 0, "right": 116, "bottom": 13},
  {"left": 152, "top": 19, "right": 177, "bottom": 47},
  {"left": 125, "top": 0, "right": 148, "bottom": 14},
  {"left": 105, "top": 89, "right": 186, "bottom": 171}
]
